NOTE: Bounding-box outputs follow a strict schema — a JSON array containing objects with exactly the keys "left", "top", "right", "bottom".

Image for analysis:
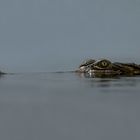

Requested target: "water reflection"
[
  {"left": 75, "top": 72, "right": 120, "bottom": 78},
  {"left": 75, "top": 72, "right": 140, "bottom": 88},
  {"left": 0, "top": 74, "right": 6, "bottom": 79}
]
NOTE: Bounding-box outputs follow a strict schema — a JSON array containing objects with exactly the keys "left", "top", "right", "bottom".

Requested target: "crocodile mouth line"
[{"left": 88, "top": 69, "right": 121, "bottom": 74}]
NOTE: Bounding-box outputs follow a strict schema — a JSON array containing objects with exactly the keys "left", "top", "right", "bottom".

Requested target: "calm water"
[{"left": 0, "top": 72, "right": 140, "bottom": 140}]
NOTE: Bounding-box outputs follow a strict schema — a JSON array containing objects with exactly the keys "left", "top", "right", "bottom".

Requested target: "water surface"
[{"left": 0, "top": 73, "right": 140, "bottom": 140}]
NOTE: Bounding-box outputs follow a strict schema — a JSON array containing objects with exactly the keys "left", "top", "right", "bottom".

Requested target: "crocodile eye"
[
  {"left": 95, "top": 59, "right": 111, "bottom": 69},
  {"left": 101, "top": 61, "right": 108, "bottom": 67}
]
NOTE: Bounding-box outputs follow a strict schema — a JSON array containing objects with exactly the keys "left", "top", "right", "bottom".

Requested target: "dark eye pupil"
[{"left": 102, "top": 61, "right": 107, "bottom": 66}]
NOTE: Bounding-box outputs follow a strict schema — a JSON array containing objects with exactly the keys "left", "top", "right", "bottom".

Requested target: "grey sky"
[{"left": 0, "top": 0, "right": 140, "bottom": 72}]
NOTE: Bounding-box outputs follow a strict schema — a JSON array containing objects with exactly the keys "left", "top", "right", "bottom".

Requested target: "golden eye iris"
[
  {"left": 101, "top": 61, "right": 108, "bottom": 67},
  {"left": 94, "top": 59, "right": 111, "bottom": 69}
]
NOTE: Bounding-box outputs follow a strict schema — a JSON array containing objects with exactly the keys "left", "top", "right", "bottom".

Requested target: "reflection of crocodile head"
[{"left": 76, "top": 59, "right": 140, "bottom": 77}]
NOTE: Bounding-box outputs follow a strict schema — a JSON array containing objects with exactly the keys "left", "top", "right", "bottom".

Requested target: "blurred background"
[{"left": 0, "top": 0, "right": 140, "bottom": 72}]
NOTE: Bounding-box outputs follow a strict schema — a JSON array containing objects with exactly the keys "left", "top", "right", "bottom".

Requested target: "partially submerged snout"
[
  {"left": 0, "top": 71, "right": 6, "bottom": 75},
  {"left": 76, "top": 59, "right": 95, "bottom": 73}
]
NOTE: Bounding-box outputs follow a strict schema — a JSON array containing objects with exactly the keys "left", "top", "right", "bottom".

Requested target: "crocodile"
[{"left": 76, "top": 59, "right": 140, "bottom": 77}]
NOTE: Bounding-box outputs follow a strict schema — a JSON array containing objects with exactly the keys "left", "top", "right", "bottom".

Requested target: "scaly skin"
[{"left": 76, "top": 59, "right": 140, "bottom": 77}]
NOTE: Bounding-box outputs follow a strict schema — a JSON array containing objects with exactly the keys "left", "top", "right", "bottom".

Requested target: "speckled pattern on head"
[{"left": 76, "top": 59, "right": 140, "bottom": 77}]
